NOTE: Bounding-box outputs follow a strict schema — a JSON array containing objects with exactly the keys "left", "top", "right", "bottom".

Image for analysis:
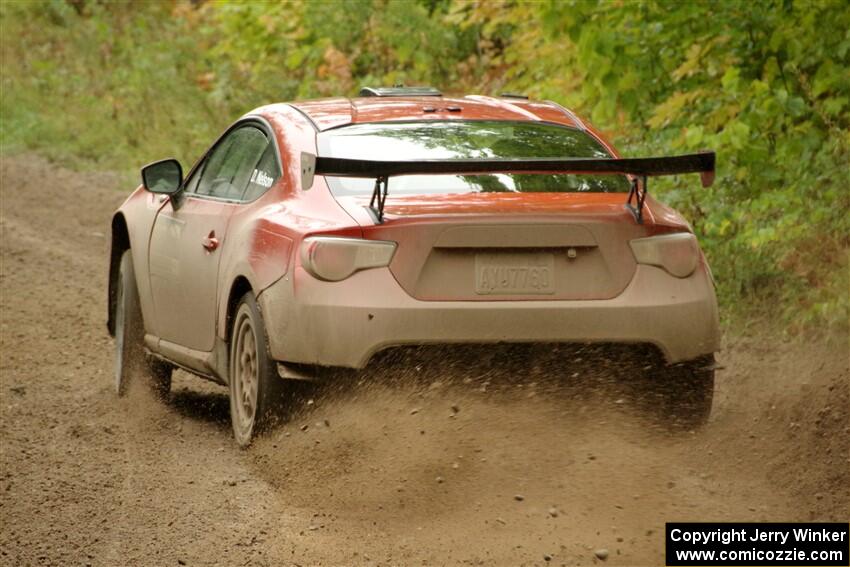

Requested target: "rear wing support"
[
  {"left": 301, "top": 151, "right": 715, "bottom": 224},
  {"left": 369, "top": 176, "right": 389, "bottom": 223},
  {"left": 627, "top": 176, "right": 649, "bottom": 224}
]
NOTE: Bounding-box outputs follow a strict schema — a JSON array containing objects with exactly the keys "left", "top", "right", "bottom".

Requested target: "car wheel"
[
  {"left": 114, "top": 250, "right": 172, "bottom": 398},
  {"left": 228, "top": 292, "right": 285, "bottom": 447},
  {"left": 647, "top": 354, "right": 715, "bottom": 430}
]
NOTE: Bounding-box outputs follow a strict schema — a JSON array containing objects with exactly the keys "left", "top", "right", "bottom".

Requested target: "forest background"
[{"left": 1, "top": 0, "right": 848, "bottom": 331}]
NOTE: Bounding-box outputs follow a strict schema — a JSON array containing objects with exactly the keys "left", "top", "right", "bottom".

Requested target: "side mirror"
[{"left": 141, "top": 159, "right": 183, "bottom": 194}]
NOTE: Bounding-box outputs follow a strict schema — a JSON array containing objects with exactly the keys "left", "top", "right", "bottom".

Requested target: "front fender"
[{"left": 107, "top": 187, "right": 169, "bottom": 337}]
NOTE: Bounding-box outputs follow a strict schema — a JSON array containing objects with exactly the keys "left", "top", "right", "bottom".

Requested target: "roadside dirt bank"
[{"left": 1, "top": 154, "right": 847, "bottom": 566}]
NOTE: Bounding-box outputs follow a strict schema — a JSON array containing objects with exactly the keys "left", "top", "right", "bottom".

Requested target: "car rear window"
[{"left": 317, "top": 121, "right": 631, "bottom": 196}]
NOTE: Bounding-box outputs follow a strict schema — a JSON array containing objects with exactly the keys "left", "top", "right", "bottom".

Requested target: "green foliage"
[
  {"left": 515, "top": 0, "right": 850, "bottom": 331},
  {"left": 1, "top": 0, "right": 847, "bottom": 330},
  {"left": 0, "top": 0, "right": 221, "bottom": 169}
]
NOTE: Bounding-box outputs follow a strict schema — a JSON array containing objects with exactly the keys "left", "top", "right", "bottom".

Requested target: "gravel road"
[{"left": 1, "top": 154, "right": 847, "bottom": 566}]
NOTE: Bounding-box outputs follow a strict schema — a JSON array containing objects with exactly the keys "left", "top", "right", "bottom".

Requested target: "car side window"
[
  {"left": 183, "top": 162, "right": 202, "bottom": 194},
  {"left": 196, "top": 126, "right": 269, "bottom": 200},
  {"left": 242, "top": 144, "right": 281, "bottom": 202}
]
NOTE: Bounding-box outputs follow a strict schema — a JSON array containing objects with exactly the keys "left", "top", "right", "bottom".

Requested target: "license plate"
[{"left": 475, "top": 252, "right": 555, "bottom": 295}]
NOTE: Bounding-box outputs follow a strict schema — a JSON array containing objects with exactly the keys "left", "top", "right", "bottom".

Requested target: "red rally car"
[{"left": 108, "top": 87, "right": 720, "bottom": 446}]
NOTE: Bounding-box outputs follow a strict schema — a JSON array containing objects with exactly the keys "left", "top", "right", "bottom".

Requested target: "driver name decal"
[{"left": 250, "top": 169, "right": 274, "bottom": 188}]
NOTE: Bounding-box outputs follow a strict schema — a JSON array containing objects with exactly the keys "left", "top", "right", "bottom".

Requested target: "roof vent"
[
  {"left": 359, "top": 86, "right": 442, "bottom": 97},
  {"left": 500, "top": 92, "right": 529, "bottom": 99}
]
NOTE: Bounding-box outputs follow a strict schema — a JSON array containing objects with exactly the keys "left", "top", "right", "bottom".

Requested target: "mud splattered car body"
[{"left": 108, "top": 88, "right": 720, "bottom": 444}]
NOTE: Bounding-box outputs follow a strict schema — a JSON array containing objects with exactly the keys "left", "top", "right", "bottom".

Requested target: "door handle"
[{"left": 202, "top": 231, "right": 220, "bottom": 252}]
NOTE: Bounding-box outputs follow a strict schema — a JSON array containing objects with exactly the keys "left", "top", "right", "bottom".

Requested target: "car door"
[{"left": 148, "top": 124, "right": 271, "bottom": 352}]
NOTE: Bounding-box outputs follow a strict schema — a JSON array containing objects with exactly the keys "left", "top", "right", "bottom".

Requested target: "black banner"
[{"left": 666, "top": 523, "right": 849, "bottom": 566}]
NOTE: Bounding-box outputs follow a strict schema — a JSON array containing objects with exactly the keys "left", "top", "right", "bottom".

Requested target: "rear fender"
[{"left": 215, "top": 216, "right": 362, "bottom": 343}]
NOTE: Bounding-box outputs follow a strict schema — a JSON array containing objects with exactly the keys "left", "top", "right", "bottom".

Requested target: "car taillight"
[
  {"left": 300, "top": 237, "right": 396, "bottom": 282},
  {"left": 629, "top": 232, "right": 700, "bottom": 278}
]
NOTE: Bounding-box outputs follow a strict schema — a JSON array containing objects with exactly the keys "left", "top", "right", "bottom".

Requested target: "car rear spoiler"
[{"left": 300, "top": 151, "right": 715, "bottom": 224}]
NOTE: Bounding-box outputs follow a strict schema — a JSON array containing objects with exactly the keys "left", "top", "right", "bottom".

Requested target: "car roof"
[{"left": 253, "top": 95, "right": 588, "bottom": 132}]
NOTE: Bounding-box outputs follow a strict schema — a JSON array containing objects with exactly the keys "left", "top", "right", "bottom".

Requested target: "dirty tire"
[
  {"left": 228, "top": 292, "right": 285, "bottom": 447},
  {"left": 650, "top": 354, "right": 715, "bottom": 430},
  {"left": 114, "top": 250, "right": 172, "bottom": 397}
]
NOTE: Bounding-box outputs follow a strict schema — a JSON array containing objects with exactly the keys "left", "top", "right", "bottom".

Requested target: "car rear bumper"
[{"left": 258, "top": 263, "right": 720, "bottom": 369}]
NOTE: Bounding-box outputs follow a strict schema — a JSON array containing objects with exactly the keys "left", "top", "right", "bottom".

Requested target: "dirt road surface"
[{"left": 1, "top": 154, "right": 848, "bottom": 566}]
